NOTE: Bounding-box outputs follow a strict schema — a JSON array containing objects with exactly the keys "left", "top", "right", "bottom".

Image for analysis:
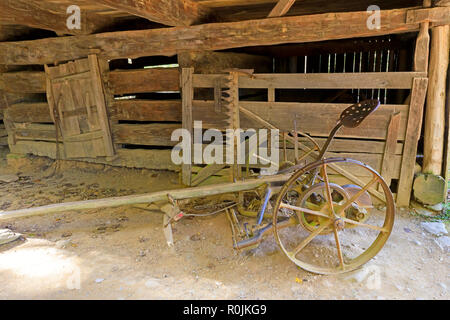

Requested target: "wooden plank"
[
  {"left": 13, "top": 123, "right": 56, "bottom": 142},
  {"left": 0, "top": 72, "right": 46, "bottom": 93},
  {"left": 190, "top": 101, "right": 409, "bottom": 140},
  {"left": 285, "top": 137, "right": 404, "bottom": 155},
  {"left": 406, "top": 6, "right": 450, "bottom": 26},
  {"left": 193, "top": 72, "right": 425, "bottom": 89},
  {"left": 191, "top": 164, "right": 228, "bottom": 187},
  {"left": 97, "top": 0, "right": 208, "bottom": 26},
  {"left": 268, "top": 0, "right": 297, "bottom": 17},
  {"left": 112, "top": 123, "right": 180, "bottom": 146},
  {"left": 182, "top": 68, "right": 194, "bottom": 186},
  {"left": 6, "top": 102, "right": 52, "bottom": 123},
  {"left": 7, "top": 140, "right": 179, "bottom": 171},
  {"left": 107, "top": 68, "right": 180, "bottom": 95},
  {"left": 88, "top": 54, "right": 115, "bottom": 157},
  {"left": 111, "top": 100, "right": 182, "bottom": 122},
  {"left": 397, "top": 78, "right": 429, "bottom": 207},
  {"left": 0, "top": 7, "right": 425, "bottom": 65},
  {"left": 380, "top": 112, "right": 401, "bottom": 187}
]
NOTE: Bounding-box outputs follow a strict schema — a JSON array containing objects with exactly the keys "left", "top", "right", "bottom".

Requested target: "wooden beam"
[
  {"left": 0, "top": 174, "right": 290, "bottom": 221},
  {"left": 435, "top": 0, "right": 450, "bottom": 6},
  {"left": 0, "top": 0, "right": 112, "bottom": 35},
  {"left": 97, "top": 0, "right": 207, "bottom": 26},
  {"left": 0, "top": 7, "right": 436, "bottom": 66},
  {"left": 423, "top": 25, "right": 450, "bottom": 175},
  {"left": 268, "top": 0, "right": 297, "bottom": 17}
]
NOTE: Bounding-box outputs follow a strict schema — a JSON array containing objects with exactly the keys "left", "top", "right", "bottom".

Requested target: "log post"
[{"left": 423, "top": 25, "right": 450, "bottom": 175}]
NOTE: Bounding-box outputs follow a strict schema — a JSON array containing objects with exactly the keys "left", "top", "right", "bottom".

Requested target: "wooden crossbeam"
[
  {"left": 0, "top": 0, "right": 113, "bottom": 35},
  {"left": 1, "top": 7, "right": 449, "bottom": 65},
  {"left": 97, "top": 0, "right": 208, "bottom": 26},
  {"left": 268, "top": 0, "right": 297, "bottom": 17}
]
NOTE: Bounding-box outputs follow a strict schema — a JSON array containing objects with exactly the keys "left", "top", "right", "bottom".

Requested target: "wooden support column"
[
  {"left": 181, "top": 68, "right": 194, "bottom": 186},
  {"left": 397, "top": 78, "right": 429, "bottom": 207},
  {"left": 423, "top": 25, "right": 450, "bottom": 175}
]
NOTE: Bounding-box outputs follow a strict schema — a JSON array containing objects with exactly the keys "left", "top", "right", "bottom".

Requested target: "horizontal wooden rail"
[
  {"left": 0, "top": 72, "right": 46, "bottom": 93},
  {"left": 111, "top": 100, "right": 182, "bottom": 122},
  {"left": 112, "top": 123, "right": 181, "bottom": 146},
  {"left": 6, "top": 103, "right": 52, "bottom": 123},
  {"left": 107, "top": 68, "right": 180, "bottom": 95},
  {"left": 193, "top": 72, "right": 426, "bottom": 89},
  {"left": 193, "top": 100, "right": 408, "bottom": 140}
]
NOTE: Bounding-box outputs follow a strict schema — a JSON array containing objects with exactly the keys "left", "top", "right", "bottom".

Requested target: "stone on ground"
[{"left": 0, "top": 229, "right": 21, "bottom": 245}]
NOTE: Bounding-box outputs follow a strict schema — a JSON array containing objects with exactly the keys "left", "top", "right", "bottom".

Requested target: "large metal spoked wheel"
[{"left": 273, "top": 158, "right": 395, "bottom": 274}]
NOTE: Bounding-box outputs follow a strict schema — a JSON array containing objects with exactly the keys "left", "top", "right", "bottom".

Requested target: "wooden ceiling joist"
[
  {"left": 0, "top": 6, "right": 449, "bottom": 65},
  {"left": 268, "top": 0, "right": 297, "bottom": 17},
  {"left": 96, "top": 0, "right": 208, "bottom": 26},
  {"left": 0, "top": 0, "right": 112, "bottom": 35}
]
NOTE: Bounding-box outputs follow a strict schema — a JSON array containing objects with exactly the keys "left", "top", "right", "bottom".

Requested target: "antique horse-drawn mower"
[{"left": 0, "top": 99, "right": 395, "bottom": 275}]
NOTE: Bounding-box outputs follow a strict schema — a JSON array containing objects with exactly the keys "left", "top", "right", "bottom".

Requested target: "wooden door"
[{"left": 45, "top": 55, "right": 114, "bottom": 159}]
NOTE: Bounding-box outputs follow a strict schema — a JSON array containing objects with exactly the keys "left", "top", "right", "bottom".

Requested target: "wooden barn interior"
[{"left": 0, "top": 0, "right": 449, "bottom": 208}]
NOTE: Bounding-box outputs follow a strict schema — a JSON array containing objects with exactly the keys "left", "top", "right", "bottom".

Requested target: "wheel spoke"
[
  {"left": 336, "top": 175, "right": 378, "bottom": 217},
  {"left": 321, "top": 164, "right": 335, "bottom": 217},
  {"left": 333, "top": 227, "right": 345, "bottom": 271},
  {"left": 341, "top": 217, "right": 388, "bottom": 233},
  {"left": 280, "top": 202, "right": 330, "bottom": 219},
  {"left": 289, "top": 221, "right": 332, "bottom": 257}
]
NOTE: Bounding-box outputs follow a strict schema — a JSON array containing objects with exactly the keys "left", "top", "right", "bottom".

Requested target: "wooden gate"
[{"left": 45, "top": 55, "right": 114, "bottom": 159}]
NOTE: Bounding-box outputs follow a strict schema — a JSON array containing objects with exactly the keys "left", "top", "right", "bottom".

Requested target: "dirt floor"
[{"left": 0, "top": 146, "right": 448, "bottom": 300}]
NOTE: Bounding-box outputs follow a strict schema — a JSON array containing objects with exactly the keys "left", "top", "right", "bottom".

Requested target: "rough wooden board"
[
  {"left": 193, "top": 72, "right": 426, "bottom": 89},
  {"left": 13, "top": 123, "right": 56, "bottom": 142},
  {"left": 0, "top": 72, "right": 46, "bottom": 93},
  {"left": 191, "top": 164, "right": 228, "bottom": 186},
  {"left": 0, "top": 7, "right": 424, "bottom": 65},
  {"left": 111, "top": 100, "right": 182, "bottom": 122},
  {"left": 397, "top": 78, "right": 429, "bottom": 207},
  {"left": 6, "top": 102, "right": 52, "bottom": 123},
  {"left": 107, "top": 68, "right": 180, "bottom": 95},
  {"left": 190, "top": 101, "right": 408, "bottom": 140},
  {"left": 112, "top": 123, "right": 181, "bottom": 146},
  {"left": 8, "top": 140, "right": 179, "bottom": 171},
  {"left": 182, "top": 68, "right": 194, "bottom": 186},
  {"left": 88, "top": 54, "right": 115, "bottom": 157}
]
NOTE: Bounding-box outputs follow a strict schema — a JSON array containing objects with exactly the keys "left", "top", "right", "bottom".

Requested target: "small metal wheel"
[{"left": 273, "top": 158, "right": 395, "bottom": 274}]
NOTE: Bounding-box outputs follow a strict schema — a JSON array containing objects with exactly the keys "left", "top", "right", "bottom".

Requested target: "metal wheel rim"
[{"left": 273, "top": 157, "right": 395, "bottom": 275}]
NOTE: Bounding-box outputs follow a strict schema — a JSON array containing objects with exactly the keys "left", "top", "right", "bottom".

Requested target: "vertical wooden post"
[
  {"left": 413, "top": 0, "right": 431, "bottom": 73},
  {"left": 397, "top": 78, "right": 429, "bottom": 207},
  {"left": 181, "top": 68, "right": 194, "bottom": 186},
  {"left": 423, "top": 25, "right": 450, "bottom": 175}
]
